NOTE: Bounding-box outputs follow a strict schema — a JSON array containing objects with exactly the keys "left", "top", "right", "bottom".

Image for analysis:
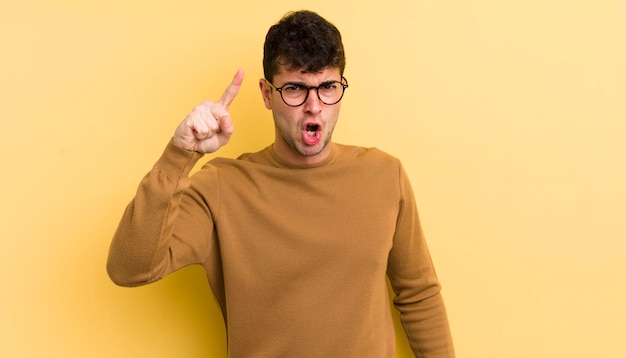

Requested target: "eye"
[
  {"left": 282, "top": 84, "right": 306, "bottom": 93},
  {"left": 320, "top": 82, "right": 339, "bottom": 90}
]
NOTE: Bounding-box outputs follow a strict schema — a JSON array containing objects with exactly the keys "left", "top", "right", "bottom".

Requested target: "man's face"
[{"left": 259, "top": 66, "right": 343, "bottom": 166}]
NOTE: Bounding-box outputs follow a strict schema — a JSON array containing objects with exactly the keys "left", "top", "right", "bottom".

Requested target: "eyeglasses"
[{"left": 265, "top": 77, "right": 349, "bottom": 107}]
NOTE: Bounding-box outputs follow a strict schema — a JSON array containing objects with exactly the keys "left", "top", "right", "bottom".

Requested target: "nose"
[{"left": 303, "top": 88, "right": 322, "bottom": 113}]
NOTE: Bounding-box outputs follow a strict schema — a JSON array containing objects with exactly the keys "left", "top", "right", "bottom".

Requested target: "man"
[{"left": 108, "top": 10, "right": 455, "bottom": 357}]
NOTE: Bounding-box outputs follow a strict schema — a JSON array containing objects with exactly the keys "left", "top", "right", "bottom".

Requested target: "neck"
[{"left": 271, "top": 140, "right": 333, "bottom": 167}]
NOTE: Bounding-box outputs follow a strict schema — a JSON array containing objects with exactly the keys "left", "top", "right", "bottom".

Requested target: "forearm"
[
  {"left": 106, "top": 140, "right": 203, "bottom": 286},
  {"left": 397, "top": 292, "right": 455, "bottom": 358}
]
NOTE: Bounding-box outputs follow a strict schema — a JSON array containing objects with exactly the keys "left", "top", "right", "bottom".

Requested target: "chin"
[{"left": 298, "top": 143, "right": 328, "bottom": 157}]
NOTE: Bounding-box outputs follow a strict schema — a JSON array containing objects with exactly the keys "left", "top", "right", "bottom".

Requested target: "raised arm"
[{"left": 107, "top": 70, "right": 244, "bottom": 286}]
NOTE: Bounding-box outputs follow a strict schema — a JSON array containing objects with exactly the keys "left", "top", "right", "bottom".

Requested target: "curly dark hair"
[{"left": 263, "top": 10, "right": 346, "bottom": 81}]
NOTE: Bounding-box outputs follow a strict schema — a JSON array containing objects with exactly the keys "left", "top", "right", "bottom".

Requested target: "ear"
[{"left": 259, "top": 79, "right": 272, "bottom": 109}]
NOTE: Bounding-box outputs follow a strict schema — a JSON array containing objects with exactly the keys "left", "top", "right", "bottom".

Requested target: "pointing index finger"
[{"left": 218, "top": 68, "right": 244, "bottom": 109}]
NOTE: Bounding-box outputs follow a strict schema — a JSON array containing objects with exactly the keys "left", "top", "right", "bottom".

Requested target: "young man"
[{"left": 108, "top": 10, "right": 455, "bottom": 357}]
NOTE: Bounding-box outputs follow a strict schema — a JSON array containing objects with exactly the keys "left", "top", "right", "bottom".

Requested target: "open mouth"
[
  {"left": 303, "top": 123, "right": 321, "bottom": 145},
  {"left": 306, "top": 123, "right": 319, "bottom": 136}
]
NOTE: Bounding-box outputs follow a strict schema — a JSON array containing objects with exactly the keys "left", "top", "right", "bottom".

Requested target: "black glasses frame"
[{"left": 266, "top": 77, "right": 349, "bottom": 107}]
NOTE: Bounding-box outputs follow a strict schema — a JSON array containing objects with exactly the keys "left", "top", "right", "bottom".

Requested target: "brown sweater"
[{"left": 107, "top": 140, "right": 454, "bottom": 357}]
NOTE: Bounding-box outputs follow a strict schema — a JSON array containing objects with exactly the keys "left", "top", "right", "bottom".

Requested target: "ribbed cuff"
[{"left": 154, "top": 139, "right": 204, "bottom": 178}]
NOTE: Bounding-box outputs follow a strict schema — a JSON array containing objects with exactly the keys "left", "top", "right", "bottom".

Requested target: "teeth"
[{"left": 307, "top": 130, "right": 315, "bottom": 136}]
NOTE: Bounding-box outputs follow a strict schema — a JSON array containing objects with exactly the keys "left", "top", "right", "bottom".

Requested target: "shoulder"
[
  {"left": 196, "top": 146, "right": 273, "bottom": 170},
  {"left": 333, "top": 143, "right": 402, "bottom": 168},
  {"left": 190, "top": 146, "right": 274, "bottom": 183}
]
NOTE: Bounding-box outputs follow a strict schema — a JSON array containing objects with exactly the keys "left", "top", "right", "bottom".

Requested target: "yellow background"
[{"left": 1, "top": 0, "right": 624, "bottom": 357}]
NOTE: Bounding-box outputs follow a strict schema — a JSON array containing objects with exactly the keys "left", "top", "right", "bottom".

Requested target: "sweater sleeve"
[
  {"left": 106, "top": 140, "right": 215, "bottom": 287},
  {"left": 386, "top": 164, "right": 455, "bottom": 357}
]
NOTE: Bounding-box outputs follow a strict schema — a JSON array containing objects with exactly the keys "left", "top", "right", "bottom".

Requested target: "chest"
[{"left": 214, "top": 167, "right": 400, "bottom": 277}]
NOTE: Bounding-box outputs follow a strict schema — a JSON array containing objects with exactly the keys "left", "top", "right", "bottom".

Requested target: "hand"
[{"left": 173, "top": 69, "right": 244, "bottom": 153}]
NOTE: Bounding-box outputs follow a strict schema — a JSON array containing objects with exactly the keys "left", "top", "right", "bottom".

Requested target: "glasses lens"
[
  {"left": 280, "top": 84, "right": 308, "bottom": 106},
  {"left": 318, "top": 82, "right": 343, "bottom": 105}
]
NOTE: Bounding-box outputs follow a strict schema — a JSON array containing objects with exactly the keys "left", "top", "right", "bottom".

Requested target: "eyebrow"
[{"left": 281, "top": 79, "right": 341, "bottom": 87}]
